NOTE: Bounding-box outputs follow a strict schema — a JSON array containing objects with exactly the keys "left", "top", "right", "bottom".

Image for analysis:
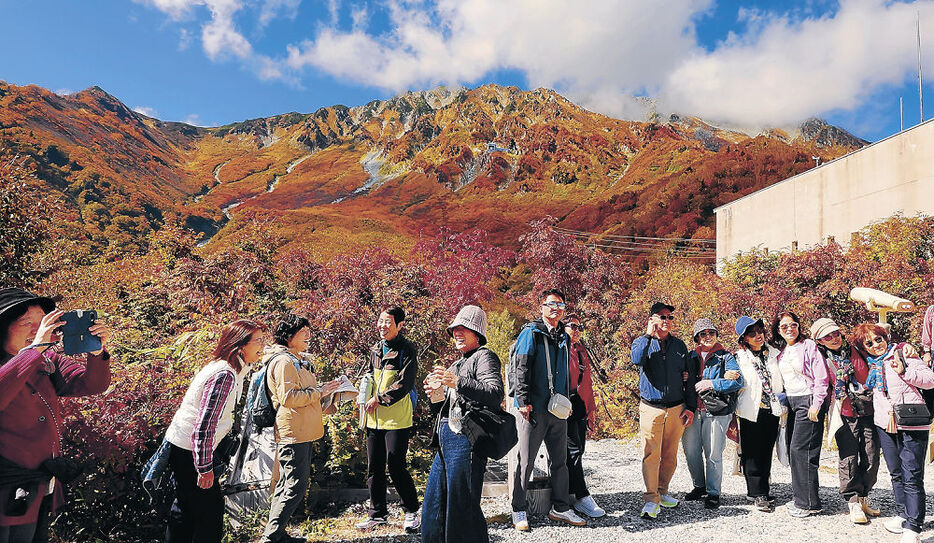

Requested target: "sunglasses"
[
  {"left": 654, "top": 314, "right": 675, "bottom": 321},
  {"left": 542, "top": 301, "right": 567, "bottom": 310},
  {"left": 779, "top": 322, "right": 799, "bottom": 331},
  {"left": 567, "top": 323, "right": 584, "bottom": 331},
  {"left": 743, "top": 326, "right": 765, "bottom": 338},
  {"left": 819, "top": 330, "right": 842, "bottom": 340},
  {"left": 698, "top": 330, "right": 717, "bottom": 338},
  {"left": 864, "top": 336, "right": 886, "bottom": 348}
]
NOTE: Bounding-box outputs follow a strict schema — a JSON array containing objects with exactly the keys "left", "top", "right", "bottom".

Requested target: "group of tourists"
[
  {"left": 3, "top": 284, "right": 934, "bottom": 543},
  {"left": 629, "top": 302, "right": 934, "bottom": 543}
]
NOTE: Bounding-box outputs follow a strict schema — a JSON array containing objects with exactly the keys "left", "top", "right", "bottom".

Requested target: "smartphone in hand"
[{"left": 61, "top": 310, "right": 101, "bottom": 355}]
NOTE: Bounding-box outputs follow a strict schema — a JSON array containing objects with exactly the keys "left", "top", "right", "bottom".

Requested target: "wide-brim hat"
[
  {"left": 810, "top": 318, "right": 841, "bottom": 340},
  {"left": 735, "top": 315, "right": 764, "bottom": 337},
  {"left": 0, "top": 288, "right": 55, "bottom": 323},
  {"left": 446, "top": 305, "right": 488, "bottom": 346}
]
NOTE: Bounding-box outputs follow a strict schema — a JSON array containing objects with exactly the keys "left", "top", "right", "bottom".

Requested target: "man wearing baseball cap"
[{"left": 630, "top": 302, "right": 695, "bottom": 519}]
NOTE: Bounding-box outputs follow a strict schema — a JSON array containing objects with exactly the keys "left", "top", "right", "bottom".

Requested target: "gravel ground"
[{"left": 325, "top": 437, "right": 934, "bottom": 543}]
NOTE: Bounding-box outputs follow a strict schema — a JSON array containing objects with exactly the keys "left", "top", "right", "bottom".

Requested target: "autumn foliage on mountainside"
[{"left": 0, "top": 80, "right": 865, "bottom": 262}]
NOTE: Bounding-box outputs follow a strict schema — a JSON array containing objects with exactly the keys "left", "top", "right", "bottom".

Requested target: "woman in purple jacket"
[
  {"left": 770, "top": 311, "right": 829, "bottom": 518},
  {"left": 857, "top": 323, "right": 934, "bottom": 543},
  {"left": 0, "top": 288, "right": 112, "bottom": 543}
]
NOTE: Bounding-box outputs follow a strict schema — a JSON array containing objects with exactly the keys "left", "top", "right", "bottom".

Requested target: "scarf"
[
  {"left": 750, "top": 347, "right": 778, "bottom": 405},
  {"left": 865, "top": 344, "right": 895, "bottom": 394},
  {"left": 824, "top": 344, "right": 853, "bottom": 400}
]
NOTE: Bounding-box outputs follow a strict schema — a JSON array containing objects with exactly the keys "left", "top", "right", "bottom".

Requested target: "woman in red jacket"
[{"left": 0, "top": 288, "right": 112, "bottom": 543}]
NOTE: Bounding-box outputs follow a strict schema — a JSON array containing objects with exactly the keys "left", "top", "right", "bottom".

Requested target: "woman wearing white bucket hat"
[{"left": 421, "top": 305, "right": 504, "bottom": 543}]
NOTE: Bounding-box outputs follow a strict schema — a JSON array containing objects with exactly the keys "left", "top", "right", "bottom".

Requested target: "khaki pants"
[{"left": 639, "top": 402, "right": 686, "bottom": 504}]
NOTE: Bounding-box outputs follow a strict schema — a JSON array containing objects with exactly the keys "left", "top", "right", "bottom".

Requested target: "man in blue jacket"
[
  {"left": 508, "top": 289, "right": 586, "bottom": 531},
  {"left": 630, "top": 301, "right": 696, "bottom": 520}
]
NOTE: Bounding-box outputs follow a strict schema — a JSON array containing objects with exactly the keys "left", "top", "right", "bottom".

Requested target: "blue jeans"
[
  {"left": 681, "top": 410, "right": 730, "bottom": 496},
  {"left": 421, "top": 421, "right": 489, "bottom": 543},
  {"left": 877, "top": 428, "right": 928, "bottom": 533}
]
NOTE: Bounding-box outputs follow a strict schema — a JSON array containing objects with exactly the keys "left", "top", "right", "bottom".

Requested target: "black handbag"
[
  {"left": 886, "top": 349, "right": 933, "bottom": 427},
  {"left": 461, "top": 404, "right": 519, "bottom": 460},
  {"left": 846, "top": 383, "right": 874, "bottom": 418},
  {"left": 698, "top": 354, "right": 737, "bottom": 416}
]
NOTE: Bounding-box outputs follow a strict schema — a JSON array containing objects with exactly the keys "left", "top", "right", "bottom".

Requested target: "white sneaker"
[
  {"left": 848, "top": 501, "right": 868, "bottom": 524},
  {"left": 548, "top": 507, "right": 587, "bottom": 526},
  {"left": 573, "top": 495, "right": 606, "bottom": 518},
  {"left": 512, "top": 511, "right": 530, "bottom": 531},
  {"left": 640, "top": 501, "right": 661, "bottom": 519},
  {"left": 885, "top": 516, "right": 906, "bottom": 534},
  {"left": 403, "top": 512, "right": 420, "bottom": 533},
  {"left": 659, "top": 494, "right": 679, "bottom": 508},
  {"left": 354, "top": 517, "right": 387, "bottom": 530},
  {"left": 901, "top": 528, "right": 920, "bottom": 543}
]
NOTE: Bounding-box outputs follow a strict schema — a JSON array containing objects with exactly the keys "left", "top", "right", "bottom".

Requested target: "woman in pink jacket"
[
  {"left": 857, "top": 323, "right": 934, "bottom": 543},
  {"left": 770, "top": 311, "right": 829, "bottom": 518},
  {"left": 0, "top": 288, "right": 112, "bottom": 543}
]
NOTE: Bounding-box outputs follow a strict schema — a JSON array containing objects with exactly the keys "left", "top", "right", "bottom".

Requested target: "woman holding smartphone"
[
  {"left": 0, "top": 288, "right": 112, "bottom": 543},
  {"left": 164, "top": 319, "right": 265, "bottom": 543}
]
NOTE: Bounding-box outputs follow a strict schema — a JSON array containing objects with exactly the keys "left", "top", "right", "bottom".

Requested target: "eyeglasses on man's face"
[
  {"left": 654, "top": 314, "right": 675, "bottom": 321},
  {"left": 542, "top": 301, "right": 567, "bottom": 310},
  {"left": 864, "top": 336, "right": 886, "bottom": 348}
]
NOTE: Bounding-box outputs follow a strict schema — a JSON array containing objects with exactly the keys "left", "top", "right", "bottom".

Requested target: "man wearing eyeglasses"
[
  {"left": 630, "top": 301, "right": 695, "bottom": 520},
  {"left": 508, "top": 289, "right": 587, "bottom": 531}
]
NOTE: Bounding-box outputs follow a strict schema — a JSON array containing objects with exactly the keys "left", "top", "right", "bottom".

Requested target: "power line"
[
  {"left": 553, "top": 226, "right": 716, "bottom": 245},
  {"left": 558, "top": 233, "right": 716, "bottom": 254}
]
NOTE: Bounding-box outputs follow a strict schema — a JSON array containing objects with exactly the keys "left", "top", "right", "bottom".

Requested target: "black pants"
[
  {"left": 836, "top": 415, "right": 880, "bottom": 501},
  {"left": 365, "top": 427, "right": 419, "bottom": 518},
  {"left": 165, "top": 444, "right": 223, "bottom": 543},
  {"left": 739, "top": 408, "right": 779, "bottom": 498},
  {"left": 786, "top": 396, "right": 825, "bottom": 510},
  {"left": 566, "top": 412, "right": 590, "bottom": 499}
]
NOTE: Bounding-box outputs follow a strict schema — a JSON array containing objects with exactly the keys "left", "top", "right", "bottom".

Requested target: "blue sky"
[{"left": 2, "top": 0, "right": 933, "bottom": 141}]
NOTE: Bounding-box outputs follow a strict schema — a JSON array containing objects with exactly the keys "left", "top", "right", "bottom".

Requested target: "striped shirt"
[{"left": 192, "top": 370, "right": 235, "bottom": 474}]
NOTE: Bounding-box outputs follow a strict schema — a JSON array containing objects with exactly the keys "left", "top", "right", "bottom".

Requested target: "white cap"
[{"left": 446, "top": 305, "right": 488, "bottom": 345}]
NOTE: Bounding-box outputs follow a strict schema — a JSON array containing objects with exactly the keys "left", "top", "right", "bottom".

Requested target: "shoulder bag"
[
  {"left": 885, "top": 349, "right": 932, "bottom": 428},
  {"left": 544, "top": 336, "right": 572, "bottom": 419}
]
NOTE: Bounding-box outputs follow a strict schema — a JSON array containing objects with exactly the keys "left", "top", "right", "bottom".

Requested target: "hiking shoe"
[
  {"left": 859, "top": 496, "right": 880, "bottom": 517},
  {"left": 885, "top": 516, "right": 906, "bottom": 534},
  {"left": 786, "top": 502, "right": 820, "bottom": 518},
  {"left": 704, "top": 495, "right": 721, "bottom": 509},
  {"left": 548, "top": 507, "right": 586, "bottom": 526},
  {"left": 403, "top": 512, "right": 420, "bottom": 533},
  {"left": 747, "top": 494, "right": 776, "bottom": 504},
  {"left": 355, "top": 517, "right": 387, "bottom": 530},
  {"left": 902, "top": 528, "right": 921, "bottom": 543},
  {"left": 684, "top": 487, "right": 707, "bottom": 501},
  {"left": 512, "top": 511, "right": 530, "bottom": 531},
  {"left": 754, "top": 496, "right": 772, "bottom": 512},
  {"left": 659, "top": 494, "right": 679, "bottom": 508},
  {"left": 848, "top": 501, "right": 868, "bottom": 524},
  {"left": 573, "top": 495, "right": 606, "bottom": 518},
  {"left": 640, "top": 502, "right": 661, "bottom": 519}
]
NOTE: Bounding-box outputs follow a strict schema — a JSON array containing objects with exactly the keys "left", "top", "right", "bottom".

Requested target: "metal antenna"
[{"left": 919, "top": 11, "right": 925, "bottom": 123}]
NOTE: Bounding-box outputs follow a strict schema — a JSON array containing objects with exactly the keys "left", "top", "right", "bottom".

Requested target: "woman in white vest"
[
  {"left": 733, "top": 316, "right": 785, "bottom": 513},
  {"left": 164, "top": 319, "right": 265, "bottom": 543}
]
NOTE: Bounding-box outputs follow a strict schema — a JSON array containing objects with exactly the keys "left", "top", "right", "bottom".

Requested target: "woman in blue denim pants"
[
  {"left": 680, "top": 318, "right": 743, "bottom": 509},
  {"left": 421, "top": 305, "right": 504, "bottom": 543}
]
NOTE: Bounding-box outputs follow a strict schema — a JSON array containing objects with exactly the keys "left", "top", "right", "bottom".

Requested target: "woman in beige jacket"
[{"left": 260, "top": 315, "right": 341, "bottom": 543}]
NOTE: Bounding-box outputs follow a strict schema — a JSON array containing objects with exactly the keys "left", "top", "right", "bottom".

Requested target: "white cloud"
[
  {"left": 133, "top": 106, "right": 159, "bottom": 117},
  {"left": 179, "top": 28, "right": 192, "bottom": 50},
  {"left": 54, "top": 88, "right": 75, "bottom": 96},
  {"left": 135, "top": 0, "right": 934, "bottom": 128},
  {"left": 181, "top": 113, "right": 205, "bottom": 126},
  {"left": 662, "top": 0, "right": 934, "bottom": 127}
]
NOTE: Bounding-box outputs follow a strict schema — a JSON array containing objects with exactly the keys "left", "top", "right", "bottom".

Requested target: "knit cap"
[{"left": 446, "top": 305, "right": 488, "bottom": 346}]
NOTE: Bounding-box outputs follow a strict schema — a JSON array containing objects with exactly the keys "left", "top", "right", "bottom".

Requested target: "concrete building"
[{"left": 714, "top": 119, "right": 934, "bottom": 268}]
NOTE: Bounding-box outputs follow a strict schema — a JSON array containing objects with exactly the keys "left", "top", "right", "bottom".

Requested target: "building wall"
[{"left": 715, "top": 119, "right": 934, "bottom": 268}]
